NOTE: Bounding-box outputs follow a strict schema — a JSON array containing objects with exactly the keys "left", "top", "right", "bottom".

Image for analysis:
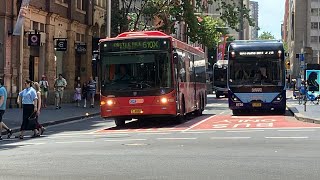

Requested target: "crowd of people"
[{"left": 0, "top": 74, "right": 97, "bottom": 140}]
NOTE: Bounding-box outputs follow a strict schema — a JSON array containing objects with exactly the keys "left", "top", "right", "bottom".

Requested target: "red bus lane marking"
[{"left": 189, "top": 115, "right": 320, "bottom": 130}]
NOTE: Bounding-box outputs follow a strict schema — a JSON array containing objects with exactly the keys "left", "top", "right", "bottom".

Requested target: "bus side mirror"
[{"left": 173, "top": 53, "right": 178, "bottom": 64}]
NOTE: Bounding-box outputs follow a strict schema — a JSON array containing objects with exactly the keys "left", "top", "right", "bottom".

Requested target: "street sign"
[
  {"left": 55, "top": 39, "right": 67, "bottom": 51},
  {"left": 300, "top": 65, "right": 306, "bottom": 69},
  {"left": 299, "top": 54, "right": 304, "bottom": 61}
]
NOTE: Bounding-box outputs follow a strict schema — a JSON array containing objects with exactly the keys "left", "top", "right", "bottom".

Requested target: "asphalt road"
[{"left": 1, "top": 95, "right": 320, "bottom": 180}]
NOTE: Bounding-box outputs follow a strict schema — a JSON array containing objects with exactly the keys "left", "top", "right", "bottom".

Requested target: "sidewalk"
[
  {"left": 286, "top": 90, "right": 320, "bottom": 123},
  {"left": 2, "top": 103, "right": 100, "bottom": 133}
]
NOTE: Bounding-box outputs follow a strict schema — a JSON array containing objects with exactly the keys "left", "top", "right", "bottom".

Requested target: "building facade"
[
  {"left": 249, "top": 1, "right": 259, "bottom": 40},
  {"left": 285, "top": 0, "right": 320, "bottom": 79},
  {"left": 0, "top": 0, "right": 108, "bottom": 105}
]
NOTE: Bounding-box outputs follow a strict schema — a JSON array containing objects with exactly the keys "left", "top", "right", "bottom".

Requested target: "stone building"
[{"left": 0, "top": 0, "right": 108, "bottom": 105}]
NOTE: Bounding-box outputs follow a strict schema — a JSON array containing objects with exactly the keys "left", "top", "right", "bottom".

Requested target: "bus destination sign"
[
  {"left": 102, "top": 39, "right": 170, "bottom": 52},
  {"left": 239, "top": 51, "right": 275, "bottom": 56}
]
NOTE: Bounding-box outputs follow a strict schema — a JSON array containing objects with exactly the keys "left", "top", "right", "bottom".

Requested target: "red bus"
[{"left": 99, "top": 31, "right": 207, "bottom": 127}]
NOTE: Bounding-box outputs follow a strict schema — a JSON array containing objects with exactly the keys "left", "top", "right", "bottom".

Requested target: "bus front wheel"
[
  {"left": 232, "top": 110, "right": 241, "bottom": 116},
  {"left": 176, "top": 98, "right": 186, "bottom": 124},
  {"left": 277, "top": 109, "right": 286, "bottom": 115},
  {"left": 114, "top": 118, "right": 126, "bottom": 127}
]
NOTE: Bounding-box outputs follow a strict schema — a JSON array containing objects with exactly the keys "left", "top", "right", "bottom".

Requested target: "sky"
[{"left": 254, "top": 0, "right": 285, "bottom": 39}]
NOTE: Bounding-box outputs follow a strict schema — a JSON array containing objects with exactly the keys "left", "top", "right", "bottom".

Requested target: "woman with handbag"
[
  {"left": 16, "top": 80, "right": 39, "bottom": 139},
  {"left": 39, "top": 75, "right": 49, "bottom": 108},
  {"left": 33, "top": 82, "right": 45, "bottom": 136}
]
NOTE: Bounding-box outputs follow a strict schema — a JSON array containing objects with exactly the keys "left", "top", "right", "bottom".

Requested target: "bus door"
[{"left": 173, "top": 51, "right": 181, "bottom": 114}]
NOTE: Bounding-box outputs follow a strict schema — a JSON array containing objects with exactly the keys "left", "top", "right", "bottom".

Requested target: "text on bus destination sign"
[
  {"left": 106, "top": 40, "right": 162, "bottom": 50},
  {"left": 239, "top": 51, "right": 275, "bottom": 56}
]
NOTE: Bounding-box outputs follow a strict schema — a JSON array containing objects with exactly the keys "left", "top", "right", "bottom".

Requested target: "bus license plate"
[
  {"left": 252, "top": 103, "right": 261, "bottom": 107},
  {"left": 131, "top": 109, "right": 143, "bottom": 114}
]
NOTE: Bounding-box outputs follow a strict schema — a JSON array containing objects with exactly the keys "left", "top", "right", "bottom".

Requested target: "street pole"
[
  {"left": 106, "top": 0, "right": 111, "bottom": 38},
  {"left": 19, "top": 25, "right": 24, "bottom": 94},
  {"left": 239, "top": 0, "right": 244, "bottom": 40}
]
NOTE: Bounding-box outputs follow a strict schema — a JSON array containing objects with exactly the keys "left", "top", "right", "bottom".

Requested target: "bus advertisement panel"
[
  {"left": 228, "top": 41, "right": 286, "bottom": 115},
  {"left": 99, "top": 31, "right": 207, "bottom": 127}
]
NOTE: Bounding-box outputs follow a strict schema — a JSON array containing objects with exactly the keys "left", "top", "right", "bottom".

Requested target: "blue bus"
[{"left": 227, "top": 40, "right": 286, "bottom": 115}]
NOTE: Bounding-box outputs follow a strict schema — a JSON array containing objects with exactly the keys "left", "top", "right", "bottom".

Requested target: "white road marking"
[
  {"left": 219, "top": 111, "right": 225, "bottom": 115},
  {"left": 277, "top": 129, "right": 316, "bottom": 132},
  {"left": 210, "top": 137, "right": 251, "bottom": 139},
  {"left": 183, "top": 115, "right": 216, "bottom": 132},
  {"left": 104, "top": 139, "right": 147, "bottom": 142},
  {"left": 231, "top": 116, "right": 271, "bottom": 119},
  {"left": 226, "top": 130, "right": 265, "bottom": 133},
  {"left": 55, "top": 141, "right": 94, "bottom": 144},
  {"left": 157, "top": 137, "right": 197, "bottom": 140},
  {"left": 5, "top": 142, "right": 46, "bottom": 146},
  {"left": 265, "top": 137, "right": 309, "bottom": 139}
]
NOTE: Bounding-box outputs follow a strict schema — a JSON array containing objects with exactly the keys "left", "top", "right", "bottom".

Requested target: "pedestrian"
[
  {"left": 74, "top": 83, "right": 82, "bottom": 107},
  {"left": 33, "top": 82, "right": 45, "bottom": 136},
  {"left": 54, "top": 74, "right": 67, "bottom": 109},
  {"left": 0, "top": 78, "right": 13, "bottom": 140},
  {"left": 82, "top": 82, "right": 88, "bottom": 108},
  {"left": 16, "top": 80, "right": 39, "bottom": 139},
  {"left": 87, "top": 76, "right": 96, "bottom": 108},
  {"left": 39, "top": 75, "right": 49, "bottom": 108}
]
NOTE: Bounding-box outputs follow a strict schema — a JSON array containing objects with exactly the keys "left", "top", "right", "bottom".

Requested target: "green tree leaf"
[{"left": 258, "top": 31, "right": 276, "bottom": 40}]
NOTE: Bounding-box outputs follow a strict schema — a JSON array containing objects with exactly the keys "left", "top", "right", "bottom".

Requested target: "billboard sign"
[{"left": 306, "top": 70, "right": 320, "bottom": 93}]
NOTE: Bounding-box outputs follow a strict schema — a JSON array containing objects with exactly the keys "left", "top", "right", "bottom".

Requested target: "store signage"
[
  {"left": 28, "top": 34, "right": 40, "bottom": 46},
  {"left": 55, "top": 39, "right": 67, "bottom": 51},
  {"left": 76, "top": 43, "right": 87, "bottom": 54}
]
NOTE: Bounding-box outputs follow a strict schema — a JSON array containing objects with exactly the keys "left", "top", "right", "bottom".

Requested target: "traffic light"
[{"left": 286, "top": 61, "right": 290, "bottom": 69}]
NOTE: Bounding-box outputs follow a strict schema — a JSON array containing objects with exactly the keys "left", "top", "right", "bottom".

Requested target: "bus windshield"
[
  {"left": 214, "top": 66, "right": 227, "bottom": 86},
  {"left": 100, "top": 52, "right": 172, "bottom": 93},
  {"left": 229, "top": 58, "right": 284, "bottom": 86}
]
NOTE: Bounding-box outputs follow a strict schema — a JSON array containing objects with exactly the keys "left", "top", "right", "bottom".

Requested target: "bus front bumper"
[{"left": 100, "top": 104, "right": 177, "bottom": 119}]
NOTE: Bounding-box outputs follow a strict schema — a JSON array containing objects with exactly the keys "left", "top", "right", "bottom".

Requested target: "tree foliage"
[
  {"left": 258, "top": 31, "right": 276, "bottom": 40},
  {"left": 111, "top": 0, "right": 255, "bottom": 48}
]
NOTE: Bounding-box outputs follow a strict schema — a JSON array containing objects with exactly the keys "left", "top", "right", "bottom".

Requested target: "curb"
[
  {"left": 6, "top": 112, "right": 100, "bottom": 135},
  {"left": 286, "top": 105, "right": 320, "bottom": 124}
]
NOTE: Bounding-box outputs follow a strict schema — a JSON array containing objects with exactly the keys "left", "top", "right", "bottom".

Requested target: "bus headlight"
[
  {"left": 161, "top": 97, "right": 168, "bottom": 104},
  {"left": 231, "top": 95, "right": 241, "bottom": 102},
  {"left": 107, "top": 99, "right": 114, "bottom": 106},
  {"left": 273, "top": 95, "right": 282, "bottom": 102}
]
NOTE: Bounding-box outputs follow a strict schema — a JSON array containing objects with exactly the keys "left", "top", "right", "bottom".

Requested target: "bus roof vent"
[{"left": 117, "top": 31, "right": 168, "bottom": 38}]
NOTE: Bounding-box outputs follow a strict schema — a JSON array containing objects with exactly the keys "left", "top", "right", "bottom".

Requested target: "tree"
[
  {"left": 258, "top": 31, "right": 276, "bottom": 40},
  {"left": 111, "top": 0, "right": 255, "bottom": 48}
]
